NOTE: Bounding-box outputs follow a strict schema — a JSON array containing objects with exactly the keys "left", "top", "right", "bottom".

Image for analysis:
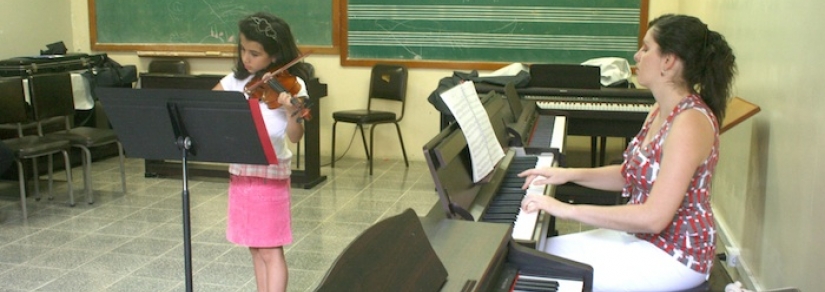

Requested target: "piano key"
[
  {"left": 535, "top": 100, "right": 652, "bottom": 113},
  {"left": 551, "top": 116, "right": 566, "bottom": 152},
  {"left": 515, "top": 275, "right": 583, "bottom": 292},
  {"left": 528, "top": 114, "right": 558, "bottom": 149}
]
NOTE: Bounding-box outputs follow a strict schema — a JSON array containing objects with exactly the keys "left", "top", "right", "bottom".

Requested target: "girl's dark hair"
[
  {"left": 649, "top": 14, "right": 737, "bottom": 121},
  {"left": 233, "top": 12, "right": 311, "bottom": 81}
]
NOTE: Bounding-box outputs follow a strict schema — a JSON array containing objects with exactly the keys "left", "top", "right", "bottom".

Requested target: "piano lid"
[{"left": 315, "top": 209, "right": 448, "bottom": 292}]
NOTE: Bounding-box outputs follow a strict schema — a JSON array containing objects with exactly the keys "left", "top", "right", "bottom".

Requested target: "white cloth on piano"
[{"left": 22, "top": 71, "right": 95, "bottom": 110}]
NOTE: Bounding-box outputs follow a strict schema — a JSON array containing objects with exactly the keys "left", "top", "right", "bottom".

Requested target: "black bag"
[
  {"left": 427, "top": 70, "right": 530, "bottom": 117},
  {"left": 86, "top": 56, "right": 137, "bottom": 88}
]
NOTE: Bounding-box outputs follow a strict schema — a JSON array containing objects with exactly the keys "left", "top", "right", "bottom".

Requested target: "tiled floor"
[
  {"left": 0, "top": 157, "right": 456, "bottom": 292},
  {"left": 0, "top": 148, "right": 728, "bottom": 291}
]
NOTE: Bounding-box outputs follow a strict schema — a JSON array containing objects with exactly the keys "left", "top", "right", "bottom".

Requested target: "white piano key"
[
  {"left": 551, "top": 116, "right": 566, "bottom": 152},
  {"left": 536, "top": 100, "right": 652, "bottom": 112},
  {"left": 510, "top": 154, "right": 555, "bottom": 242},
  {"left": 516, "top": 274, "right": 585, "bottom": 292}
]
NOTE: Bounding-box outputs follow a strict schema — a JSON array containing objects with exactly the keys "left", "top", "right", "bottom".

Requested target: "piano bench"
[{"left": 555, "top": 183, "right": 627, "bottom": 206}]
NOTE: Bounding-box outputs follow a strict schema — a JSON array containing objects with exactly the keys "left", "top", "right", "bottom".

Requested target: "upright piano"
[
  {"left": 316, "top": 209, "right": 593, "bottom": 292},
  {"left": 423, "top": 88, "right": 566, "bottom": 249}
]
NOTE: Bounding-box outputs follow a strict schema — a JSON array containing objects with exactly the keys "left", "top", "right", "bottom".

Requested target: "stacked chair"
[
  {"left": 30, "top": 72, "right": 126, "bottom": 205},
  {"left": 0, "top": 76, "right": 75, "bottom": 218}
]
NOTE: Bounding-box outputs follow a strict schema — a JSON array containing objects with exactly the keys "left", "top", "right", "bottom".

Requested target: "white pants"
[{"left": 543, "top": 229, "right": 708, "bottom": 292}]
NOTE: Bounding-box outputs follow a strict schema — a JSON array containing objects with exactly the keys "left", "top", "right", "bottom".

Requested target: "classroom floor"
[{"left": 0, "top": 140, "right": 731, "bottom": 291}]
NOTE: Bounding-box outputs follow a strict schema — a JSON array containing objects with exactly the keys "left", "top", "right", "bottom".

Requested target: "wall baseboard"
[{"left": 715, "top": 214, "right": 762, "bottom": 291}]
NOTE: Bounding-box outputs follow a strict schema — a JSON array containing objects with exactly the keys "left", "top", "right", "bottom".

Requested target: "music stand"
[{"left": 96, "top": 87, "right": 276, "bottom": 292}]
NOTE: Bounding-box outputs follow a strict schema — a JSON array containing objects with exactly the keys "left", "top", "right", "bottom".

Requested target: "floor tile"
[{"left": 0, "top": 155, "right": 610, "bottom": 292}]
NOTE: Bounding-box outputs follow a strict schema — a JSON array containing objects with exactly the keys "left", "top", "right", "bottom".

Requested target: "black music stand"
[{"left": 96, "top": 87, "right": 276, "bottom": 292}]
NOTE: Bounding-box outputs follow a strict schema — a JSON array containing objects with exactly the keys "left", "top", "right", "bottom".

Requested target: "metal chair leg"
[
  {"left": 331, "top": 121, "right": 337, "bottom": 168},
  {"left": 32, "top": 157, "right": 41, "bottom": 201},
  {"left": 61, "top": 150, "right": 74, "bottom": 207},
  {"left": 394, "top": 123, "right": 409, "bottom": 167},
  {"left": 358, "top": 124, "right": 370, "bottom": 161},
  {"left": 80, "top": 146, "right": 93, "bottom": 204},
  {"left": 47, "top": 154, "right": 54, "bottom": 200},
  {"left": 369, "top": 125, "right": 376, "bottom": 175},
  {"left": 117, "top": 142, "right": 126, "bottom": 193},
  {"left": 16, "top": 161, "right": 27, "bottom": 219}
]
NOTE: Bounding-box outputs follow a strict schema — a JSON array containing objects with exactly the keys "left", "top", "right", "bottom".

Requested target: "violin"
[{"left": 244, "top": 52, "right": 313, "bottom": 122}]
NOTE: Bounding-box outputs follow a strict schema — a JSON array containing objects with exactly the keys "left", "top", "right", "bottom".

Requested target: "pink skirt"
[{"left": 226, "top": 175, "right": 292, "bottom": 248}]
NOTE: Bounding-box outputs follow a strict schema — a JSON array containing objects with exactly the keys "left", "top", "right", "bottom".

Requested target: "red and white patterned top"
[{"left": 621, "top": 94, "right": 720, "bottom": 273}]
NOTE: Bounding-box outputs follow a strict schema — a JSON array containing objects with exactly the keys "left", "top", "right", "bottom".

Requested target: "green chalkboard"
[
  {"left": 344, "top": 0, "right": 646, "bottom": 67},
  {"left": 90, "top": 0, "right": 337, "bottom": 53}
]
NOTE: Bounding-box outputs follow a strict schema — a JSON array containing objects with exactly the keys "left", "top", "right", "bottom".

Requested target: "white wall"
[
  {"left": 662, "top": 1, "right": 823, "bottom": 291},
  {"left": 4, "top": 1, "right": 820, "bottom": 290},
  {"left": 0, "top": 0, "right": 72, "bottom": 57}
]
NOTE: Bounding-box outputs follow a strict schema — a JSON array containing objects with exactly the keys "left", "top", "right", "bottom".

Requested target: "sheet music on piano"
[{"left": 439, "top": 81, "right": 506, "bottom": 182}]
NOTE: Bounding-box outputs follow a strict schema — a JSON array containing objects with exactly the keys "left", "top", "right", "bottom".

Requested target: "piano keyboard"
[
  {"left": 496, "top": 265, "right": 586, "bottom": 292},
  {"left": 481, "top": 154, "right": 555, "bottom": 243},
  {"left": 528, "top": 115, "right": 567, "bottom": 150},
  {"left": 482, "top": 113, "right": 564, "bottom": 244},
  {"left": 513, "top": 274, "right": 584, "bottom": 292},
  {"left": 535, "top": 100, "right": 652, "bottom": 113}
]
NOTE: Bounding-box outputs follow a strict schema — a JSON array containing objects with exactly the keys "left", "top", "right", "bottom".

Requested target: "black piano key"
[
  {"left": 501, "top": 181, "right": 525, "bottom": 189},
  {"left": 527, "top": 115, "right": 556, "bottom": 149},
  {"left": 489, "top": 201, "right": 521, "bottom": 208},
  {"left": 498, "top": 188, "right": 526, "bottom": 195},
  {"left": 494, "top": 193, "right": 525, "bottom": 200},
  {"left": 481, "top": 214, "right": 517, "bottom": 222},
  {"left": 486, "top": 206, "right": 518, "bottom": 214}
]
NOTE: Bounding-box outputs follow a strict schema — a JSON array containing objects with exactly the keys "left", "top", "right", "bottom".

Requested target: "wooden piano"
[
  {"left": 316, "top": 209, "right": 593, "bottom": 292},
  {"left": 423, "top": 87, "right": 567, "bottom": 249}
]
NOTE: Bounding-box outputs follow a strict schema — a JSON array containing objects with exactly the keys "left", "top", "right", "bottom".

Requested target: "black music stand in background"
[{"left": 95, "top": 87, "right": 276, "bottom": 292}]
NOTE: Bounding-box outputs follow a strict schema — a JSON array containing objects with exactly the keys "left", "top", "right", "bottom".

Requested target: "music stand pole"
[
  {"left": 95, "top": 87, "right": 278, "bottom": 292},
  {"left": 169, "top": 103, "right": 195, "bottom": 292}
]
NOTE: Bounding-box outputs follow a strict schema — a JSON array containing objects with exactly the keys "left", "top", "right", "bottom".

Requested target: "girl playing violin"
[{"left": 212, "top": 12, "right": 311, "bottom": 292}]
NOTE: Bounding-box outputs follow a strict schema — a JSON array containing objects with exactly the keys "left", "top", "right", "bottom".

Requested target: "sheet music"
[{"left": 439, "top": 81, "right": 505, "bottom": 182}]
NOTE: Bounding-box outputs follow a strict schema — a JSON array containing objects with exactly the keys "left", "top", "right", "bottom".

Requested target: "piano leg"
[
  {"left": 590, "top": 137, "right": 598, "bottom": 167},
  {"left": 589, "top": 136, "right": 608, "bottom": 167}
]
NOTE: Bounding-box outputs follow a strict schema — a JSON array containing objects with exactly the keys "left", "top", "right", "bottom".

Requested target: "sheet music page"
[{"left": 439, "top": 81, "right": 505, "bottom": 182}]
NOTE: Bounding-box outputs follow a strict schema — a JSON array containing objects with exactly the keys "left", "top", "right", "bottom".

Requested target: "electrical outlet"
[{"left": 726, "top": 247, "right": 740, "bottom": 268}]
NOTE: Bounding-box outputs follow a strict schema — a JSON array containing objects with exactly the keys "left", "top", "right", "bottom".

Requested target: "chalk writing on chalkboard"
[{"left": 90, "top": 0, "right": 336, "bottom": 52}]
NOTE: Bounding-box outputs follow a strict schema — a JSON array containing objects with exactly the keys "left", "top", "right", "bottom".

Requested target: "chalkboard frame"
[
  {"left": 88, "top": 0, "right": 341, "bottom": 56},
  {"left": 341, "top": 0, "right": 649, "bottom": 70}
]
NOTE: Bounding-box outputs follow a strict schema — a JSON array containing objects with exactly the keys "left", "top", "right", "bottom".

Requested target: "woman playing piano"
[{"left": 519, "top": 14, "right": 736, "bottom": 291}]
